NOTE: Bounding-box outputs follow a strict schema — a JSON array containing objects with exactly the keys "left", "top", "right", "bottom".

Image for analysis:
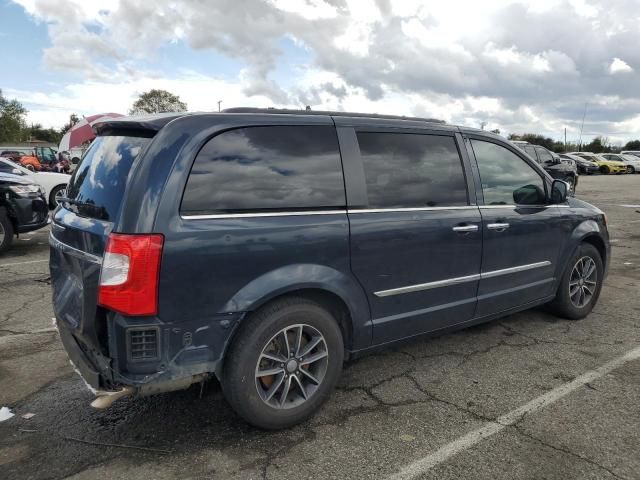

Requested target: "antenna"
[{"left": 578, "top": 103, "right": 588, "bottom": 151}]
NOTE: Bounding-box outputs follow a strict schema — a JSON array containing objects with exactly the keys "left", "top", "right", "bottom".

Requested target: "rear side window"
[
  {"left": 523, "top": 146, "right": 538, "bottom": 161},
  {"left": 356, "top": 132, "right": 468, "bottom": 208},
  {"left": 181, "top": 126, "right": 345, "bottom": 214},
  {"left": 65, "top": 135, "right": 150, "bottom": 221}
]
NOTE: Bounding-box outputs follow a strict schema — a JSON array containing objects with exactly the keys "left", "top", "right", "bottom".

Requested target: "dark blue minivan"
[{"left": 50, "top": 109, "right": 609, "bottom": 429}]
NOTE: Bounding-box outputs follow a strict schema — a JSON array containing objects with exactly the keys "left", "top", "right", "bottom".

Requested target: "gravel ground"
[{"left": 0, "top": 174, "right": 638, "bottom": 480}]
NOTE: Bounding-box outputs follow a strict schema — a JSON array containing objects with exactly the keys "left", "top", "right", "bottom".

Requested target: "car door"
[
  {"left": 339, "top": 124, "right": 483, "bottom": 344},
  {"left": 467, "top": 137, "right": 566, "bottom": 317}
]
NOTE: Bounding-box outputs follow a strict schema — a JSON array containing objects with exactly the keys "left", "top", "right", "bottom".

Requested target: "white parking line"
[
  {"left": 0, "top": 259, "right": 48, "bottom": 268},
  {"left": 388, "top": 345, "right": 640, "bottom": 480}
]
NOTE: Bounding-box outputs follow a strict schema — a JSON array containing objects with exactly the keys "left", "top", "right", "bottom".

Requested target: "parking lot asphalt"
[{"left": 0, "top": 174, "right": 639, "bottom": 480}]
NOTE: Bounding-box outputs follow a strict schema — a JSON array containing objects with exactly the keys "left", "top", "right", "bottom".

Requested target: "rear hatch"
[{"left": 50, "top": 134, "right": 151, "bottom": 354}]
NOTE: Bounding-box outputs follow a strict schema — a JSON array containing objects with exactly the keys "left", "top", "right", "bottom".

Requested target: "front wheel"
[
  {"left": 626, "top": 166, "right": 634, "bottom": 174},
  {"left": 222, "top": 296, "right": 344, "bottom": 429},
  {"left": 0, "top": 209, "right": 15, "bottom": 253},
  {"left": 548, "top": 243, "right": 603, "bottom": 320}
]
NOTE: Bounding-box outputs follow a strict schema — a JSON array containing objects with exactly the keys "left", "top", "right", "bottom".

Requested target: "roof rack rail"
[{"left": 222, "top": 107, "right": 446, "bottom": 124}]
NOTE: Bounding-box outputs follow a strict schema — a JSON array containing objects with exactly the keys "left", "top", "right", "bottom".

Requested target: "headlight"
[{"left": 9, "top": 184, "right": 41, "bottom": 196}]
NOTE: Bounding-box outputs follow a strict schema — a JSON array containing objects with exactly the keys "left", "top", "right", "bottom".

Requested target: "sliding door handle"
[
  {"left": 452, "top": 224, "right": 479, "bottom": 233},
  {"left": 487, "top": 222, "right": 510, "bottom": 231}
]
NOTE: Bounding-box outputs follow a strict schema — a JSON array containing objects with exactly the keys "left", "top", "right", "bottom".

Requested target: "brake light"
[{"left": 98, "top": 234, "right": 164, "bottom": 316}]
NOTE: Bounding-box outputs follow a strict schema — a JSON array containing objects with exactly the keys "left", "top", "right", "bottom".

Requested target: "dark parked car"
[
  {"left": 0, "top": 172, "right": 49, "bottom": 252},
  {"left": 51, "top": 109, "right": 610, "bottom": 429},
  {"left": 559, "top": 153, "right": 600, "bottom": 175},
  {"left": 512, "top": 142, "right": 579, "bottom": 191}
]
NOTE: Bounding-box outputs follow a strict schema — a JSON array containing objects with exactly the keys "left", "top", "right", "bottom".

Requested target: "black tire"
[
  {"left": 49, "top": 184, "right": 66, "bottom": 209},
  {"left": 0, "top": 209, "right": 15, "bottom": 253},
  {"left": 599, "top": 166, "right": 609, "bottom": 175},
  {"left": 626, "top": 166, "right": 634, "bottom": 174},
  {"left": 222, "top": 296, "right": 344, "bottom": 429},
  {"left": 548, "top": 243, "right": 603, "bottom": 320}
]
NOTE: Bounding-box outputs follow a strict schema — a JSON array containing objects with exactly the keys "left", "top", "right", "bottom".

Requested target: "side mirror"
[
  {"left": 513, "top": 184, "right": 546, "bottom": 205},
  {"left": 551, "top": 179, "right": 568, "bottom": 204}
]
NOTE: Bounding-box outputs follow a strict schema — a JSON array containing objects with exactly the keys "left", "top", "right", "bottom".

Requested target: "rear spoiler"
[{"left": 92, "top": 113, "right": 190, "bottom": 136}]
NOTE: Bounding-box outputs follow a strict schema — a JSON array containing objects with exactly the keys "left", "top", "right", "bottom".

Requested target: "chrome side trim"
[
  {"left": 181, "top": 209, "right": 347, "bottom": 220},
  {"left": 348, "top": 206, "right": 477, "bottom": 214},
  {"left": 373, "top": 260, "right": 552, "bottom": 297},
  {"left": 480, "top": 204, "right": 570, "bottom": 209},
  {"left": 374, "top": 273, "right": 481, "bottom": 297},
  {"left": 479, "top": 260, "right": 551, "bottom": 279},
  {"left": 49, "top": 232, "right": 102, "bottom": 264}
]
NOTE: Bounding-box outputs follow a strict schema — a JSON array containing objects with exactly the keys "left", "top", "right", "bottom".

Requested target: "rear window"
[
  {"left": 65, "top": 135, "right": 150, "bottom": 221},
  {"left": 181, "top": 125, "right": 345, "bottom": 215}
]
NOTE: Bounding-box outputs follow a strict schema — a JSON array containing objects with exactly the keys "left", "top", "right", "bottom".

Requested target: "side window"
[
  {"left": 471, "top": 140, "right": 546, "bottom": 206},
  {"left": 181, "top": 126, "right": 345, "bottom": 214},
  {"left": 536, "top": 147, "right": 554, "bottom": 164},
  {"left": 356, "top": 132, "right": 468, "bottom": 208},
  {"left": 523, "top": 146, "right": 538, "bottom": 161}
]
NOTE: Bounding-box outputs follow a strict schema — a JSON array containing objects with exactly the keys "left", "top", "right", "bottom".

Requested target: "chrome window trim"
[
  {"left": 49, "top": 232, "right": 102, "bottom": 264},
  {"left": 181, "top": 209, "right": 347, "bottom": 220},
  {"left": 348, "top": 206, "right": 477, "bottom": 214},
  {"left": 373, "top": 260, "right": 552, "bottom": 297},
  {"left": 181, "top": 206, "right": 483, "bottom": 219}
]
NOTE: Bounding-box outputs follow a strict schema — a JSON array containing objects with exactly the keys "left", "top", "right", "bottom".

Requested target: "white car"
[
  {"left": 601, "top": 153, "right": 640, "bottom": 174},
  {"left": 0, "top": 157, "right": 70, "bottom": 207}
]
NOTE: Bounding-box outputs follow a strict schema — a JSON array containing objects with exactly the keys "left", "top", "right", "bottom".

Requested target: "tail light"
[{"left": 98, "top": 234, "right": 164, "bottom": 316}]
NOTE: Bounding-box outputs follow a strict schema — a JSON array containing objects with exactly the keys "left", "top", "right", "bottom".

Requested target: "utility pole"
[
  {"left": 564, "top": 128, "right": 567, "bottom": 152},
  {"left": 217, "top": 100, "right": 222, "bottom": 112}
]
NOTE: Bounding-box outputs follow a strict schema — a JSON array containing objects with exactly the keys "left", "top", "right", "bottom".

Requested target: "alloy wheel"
[
  {"left": 569, "top": 256, "right": 597, "bottom": 308},
  {"left": 55, "top": 188, "right": 66, "bottom": 205},
  {"left": 255, "top": 324, "right": 329, "bottom": 409}
]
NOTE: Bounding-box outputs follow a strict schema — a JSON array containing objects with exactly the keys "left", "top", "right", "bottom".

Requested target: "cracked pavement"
[{"left": 0, "top": 175, "right": 639, "bottom": 480}]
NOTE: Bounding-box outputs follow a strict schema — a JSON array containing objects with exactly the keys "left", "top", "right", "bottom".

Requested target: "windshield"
[
  {"left": 0, "top": 159, "right": 27, "bottom": 176},
  {"left": 64, "top": 135, "right": 151, "bottom": 221}
]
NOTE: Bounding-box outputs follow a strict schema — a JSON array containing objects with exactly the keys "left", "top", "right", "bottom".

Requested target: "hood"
[{"left": 0, "top": 172, "right": 34, "bottom": 185}]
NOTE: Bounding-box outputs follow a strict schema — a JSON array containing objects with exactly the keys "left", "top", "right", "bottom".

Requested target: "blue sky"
[{"left": 2, "top": 0, "right": 640, "bottom": 144}]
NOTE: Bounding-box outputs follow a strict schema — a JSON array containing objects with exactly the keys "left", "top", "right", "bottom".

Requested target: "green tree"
[
  {"left": 624, "top": 139, "right": 640, "bottom": 150},
  {"left": 24, "top": 123, "right": 63, "bottom": 144},
  {"left": 0, "top": 89, "right": 28, "bottom": 142},
  {"left": 583, "top": 136, "right": 612, "bottom": 153},
  {"left": 129, "top": 89, "right": 187, "bottom": 115},
  {"left": 61, "top": 113, "right": 80, "bottom": 136}
]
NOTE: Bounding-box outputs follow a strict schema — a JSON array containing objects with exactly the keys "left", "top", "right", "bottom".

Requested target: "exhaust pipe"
[
  {"left": 89, "top": 374, "right": 209, "bottom": 409},
  {"left": 90, "top": 387, "right": 135, "bottom": 409}
]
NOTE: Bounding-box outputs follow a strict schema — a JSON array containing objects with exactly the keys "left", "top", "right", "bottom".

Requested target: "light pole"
[{"left": 217, "top": 100, "right": 222, "bottom": 112}]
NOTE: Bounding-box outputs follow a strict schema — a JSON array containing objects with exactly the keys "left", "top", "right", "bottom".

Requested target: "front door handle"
[
  {"left": 487, "top": 222, "right": 510, "bottom": 231},
  {"left": 452, "top": 224, "right": 479, "bottom": 233}
]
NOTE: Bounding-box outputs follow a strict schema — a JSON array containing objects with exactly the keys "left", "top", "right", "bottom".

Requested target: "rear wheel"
[
  {"left": 49, "top": 184, "right": 66, "bottom": 209},
  {"left": 0, "top": 209, "right": 15, "bottom": 253},
  {"left": 222, "top": 296, "right": 344, "bottom": 429},
  {"left": 548, "top": 243, "right": 603, "bottom": 320},
  {"left": 599, "top": 165, "right": 609, "bottom": 175}
]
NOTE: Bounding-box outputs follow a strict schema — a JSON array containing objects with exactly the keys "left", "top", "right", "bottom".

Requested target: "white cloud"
[
  {"left": 8, "top": 0, "right": 640, "bottom": 142},
  {"left": 610, "top": 57, "right": 633, "bottom": 74}
]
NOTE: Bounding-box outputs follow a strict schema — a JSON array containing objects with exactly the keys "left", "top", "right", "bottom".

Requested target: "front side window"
[
  {"left": 535, "top": 147, "right": 554, "bottom": 164},
  {"left": 356, "top": 132, "right": 468, "bottom": 208},
  {"left": 471, "top": 140, "right": 546, "bottom": 206},
  {"left": 181, "top": 126, "right": 345, "bottom": 214}
]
